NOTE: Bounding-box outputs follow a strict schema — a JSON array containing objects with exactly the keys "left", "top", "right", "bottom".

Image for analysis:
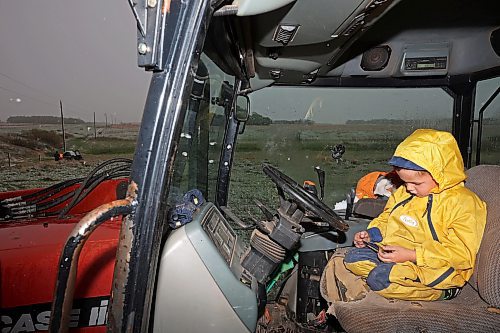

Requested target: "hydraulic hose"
[{"left": 58, "top": 158, "right": 132, "bottom": 218}]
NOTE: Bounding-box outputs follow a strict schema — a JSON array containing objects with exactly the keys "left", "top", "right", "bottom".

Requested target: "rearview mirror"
[{"left": 235, "top": 95, "right": 250, "bottom": 122}]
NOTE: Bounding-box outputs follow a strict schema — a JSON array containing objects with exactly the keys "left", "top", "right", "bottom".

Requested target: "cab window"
[
  {"left": 472, "top": 77, "right": 500, "bottom": 165},
  {"left": 229, "top": 87, "right": 453, "bottom": 223}
]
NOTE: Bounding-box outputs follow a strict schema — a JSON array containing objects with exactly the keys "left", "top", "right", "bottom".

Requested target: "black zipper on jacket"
[
  {"left": 390, "top": 196, "right": 413, "bottom": 214},
  {"left": 426, "top": 194, "right": 439, "bottom": 242}
]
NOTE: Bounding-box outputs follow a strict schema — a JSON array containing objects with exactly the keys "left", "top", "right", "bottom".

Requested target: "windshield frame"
[{"left": 109, "top": 1, "right": 215, "bottom": 331}]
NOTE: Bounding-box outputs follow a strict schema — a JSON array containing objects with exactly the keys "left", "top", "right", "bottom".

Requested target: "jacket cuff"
[{"left": 367, "top": 227, "right": 383, "bottom": 242}]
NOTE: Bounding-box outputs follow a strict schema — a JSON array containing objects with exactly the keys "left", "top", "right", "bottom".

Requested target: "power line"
[
  {"left": 0, "top": 85, "right": 57, "bottom": 108},
  {"left": 0, "top": 72, "right": 97, "bottom": 117},
  {"left": 0, "top": 72, "right": 47, "bottom": 96}
]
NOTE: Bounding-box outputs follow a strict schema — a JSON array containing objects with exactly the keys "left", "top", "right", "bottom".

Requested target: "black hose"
[
  {"left": 25, "top": 178, "right": 83, "bottom": 202},
  {"left": 63, "top": 167, "right": 131, "bottom": 214},
  {"left": 29, "top": 178, "right": 83, "bottom": 205},
  {"left": 58, "top": 159, "right": 132, "bottom": 218},
  {"left": 34, "top": 192, "right": 76, "bottom": 212},
  {"left": 0, "top": 178, "right": 81, "bottom": 205},
  {"left": 3, "top": 159, "right": 132, "bottom": 220},
  {"left": 8, "top": 173, "right": 104, "bottom": 217},
  {"left": 25, "top": 168, "right": 130, "bottom": 218},
  {"left": 0, "top": 178, "right": 82, "bottom": 214}
]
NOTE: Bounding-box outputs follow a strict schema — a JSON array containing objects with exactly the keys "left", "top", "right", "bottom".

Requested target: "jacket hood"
[{"left": 392, "top": 129, "right": 466, "bottom": 193}]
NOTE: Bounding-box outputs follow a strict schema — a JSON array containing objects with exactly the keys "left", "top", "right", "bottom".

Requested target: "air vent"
[
  {"left": 269, "top": 69, "right": 282, "bottom": 79},
  {"left": 273, "top": 24, "right": 300, "bottom": 46}
]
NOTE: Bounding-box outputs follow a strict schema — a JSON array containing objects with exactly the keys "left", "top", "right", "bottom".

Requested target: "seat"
[
  {"left": 353, "top": 198, "right": 387, "bottom": 218},
  {"left": 332, "top": 165, "right": 500, "bottom": 333}
]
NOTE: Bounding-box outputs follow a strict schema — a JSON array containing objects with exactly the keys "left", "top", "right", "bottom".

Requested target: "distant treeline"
[
  {"left": 247, "top": 112, "right": 273, "bottom": 125},
  {"left": 346, "top": 118, "right": 449, "bottom": 125},
  {"left": 274, "top": 119, "right": 314, "bottom": 125},
  {"left": 346, "top": 118, "right": 499, "bottom": 125},
  {"left": 7, "top": 116, "right": 85, "bottom": 124}
]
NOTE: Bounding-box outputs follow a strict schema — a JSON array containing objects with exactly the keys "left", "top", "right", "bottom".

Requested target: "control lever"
[
  {"left": 220, "top": 206, "right": 254, "bottom": 229},
  {"left": 314, "top": 166, "right": 325, "bottom": 200},
  {"left": 254, "top": 199, "right": 275, "bottom": 221},
  {"left": 345, "top": 188, "right": 356, "bottom": 220},
  {"left": 250, "top": 217, "right": 273, "bottom": 234}
]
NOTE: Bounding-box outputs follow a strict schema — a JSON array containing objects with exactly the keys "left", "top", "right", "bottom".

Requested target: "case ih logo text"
[{"left": 1, "top": 297, "right": 109, "bottom": 332}]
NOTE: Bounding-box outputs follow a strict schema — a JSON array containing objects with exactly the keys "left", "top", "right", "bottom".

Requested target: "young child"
[{"left": 344, "top": 129, "right": 487, "bottom": 301}]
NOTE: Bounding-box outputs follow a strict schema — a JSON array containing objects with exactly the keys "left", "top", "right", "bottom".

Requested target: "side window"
[
  {"left": 228, "top": 87, "right": 453, "bottom": 224},
  {"left": 473, "top": 77, "right": 500, "bottom": 165},
  {"left": 168, "top": 54, "right": 234, "bottom": 204}
]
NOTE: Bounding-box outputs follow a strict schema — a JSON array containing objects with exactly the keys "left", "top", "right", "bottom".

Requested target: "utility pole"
[
  {"left": 60, "top": 100, "right": 66, "bottom": 152},
  {"left": 105, "top": 113, "right": 108, "bottom": 128},
  {"left": 94, "top": 112, "right": 97, "bottom": 139}
]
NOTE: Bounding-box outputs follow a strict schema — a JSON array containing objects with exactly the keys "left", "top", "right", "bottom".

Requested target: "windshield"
[
  {"left": 167, "top": 53, "right": 235, "bottom": 204},
  {"left": 229, "top": 86, "right": 454, "bottom": 222},
  {"left": 473, "top": 77, "right": 500, "bottom": 165}
]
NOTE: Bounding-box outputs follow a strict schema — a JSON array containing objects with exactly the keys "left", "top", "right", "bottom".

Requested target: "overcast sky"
[
  {"left": 0, "top": 0, "right": 150, "bottom": 123},
  {"left": 0, "top": 1, "right": 498, "bottom": 124}
]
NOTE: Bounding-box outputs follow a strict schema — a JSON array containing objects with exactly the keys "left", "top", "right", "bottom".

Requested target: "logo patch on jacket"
[{"left": 400, "top": 215, "right": 418, "bottom": 227}]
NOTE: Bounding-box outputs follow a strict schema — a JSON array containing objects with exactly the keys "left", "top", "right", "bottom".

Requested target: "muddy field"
[
  {"left": 0, "top": 123, "right": 138, "bottom": 192},
  {"left": 1, "top": 121, "right": 498, "bottom": 198}
]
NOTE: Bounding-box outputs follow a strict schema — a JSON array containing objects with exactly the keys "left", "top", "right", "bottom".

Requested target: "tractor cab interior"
[
  {"left": 157, "top": 0, "right": 500, "bottom": 332},
  {"left": 147, "top": 1, "right": 500, "bottom": 331},
  {"left": 1, "top": 1, "right": 498, "bottom": 333}
]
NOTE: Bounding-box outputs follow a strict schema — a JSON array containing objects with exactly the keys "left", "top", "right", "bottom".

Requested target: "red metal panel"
[{"left": 0, "top": 179, "right": 127, "bottom": 331}]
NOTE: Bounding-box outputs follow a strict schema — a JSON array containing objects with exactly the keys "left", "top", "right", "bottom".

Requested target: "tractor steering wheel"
[{"left": 263, "top": 163, "right": 349, "bottom": 232}]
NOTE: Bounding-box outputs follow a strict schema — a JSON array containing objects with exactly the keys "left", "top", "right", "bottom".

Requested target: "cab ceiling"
[{"left": 233, "top": 0, "right": 500, "bottom": 88}]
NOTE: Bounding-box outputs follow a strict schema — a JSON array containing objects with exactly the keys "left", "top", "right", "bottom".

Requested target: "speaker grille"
[{"left": 361, "top": 46, "right": 391, "bottom": 71}]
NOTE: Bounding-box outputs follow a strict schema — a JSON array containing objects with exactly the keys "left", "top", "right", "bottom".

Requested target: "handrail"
[{"left": 49, "top": 182, "right": 137, "bottom": 333}]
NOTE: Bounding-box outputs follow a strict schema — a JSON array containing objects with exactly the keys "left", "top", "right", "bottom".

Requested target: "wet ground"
[{"left": 0, "top": 158, "right": 127, "bottom": 192}]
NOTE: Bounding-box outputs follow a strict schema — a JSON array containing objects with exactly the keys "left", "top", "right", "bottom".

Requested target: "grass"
[
  {"left": 0, "top": 129, "right": 63, "bottom": 150},
  {"left": 1, "top": 121, "right": 498, "bottom": 208},
  {"left": 227, "top": 123, "right": 426, "bottom": 224},
  {"left": 68, "top": 137, "right": 137, "bottom": 155},
  {"left": 227, "top": 121, "right": 500, "bottom": 227}
]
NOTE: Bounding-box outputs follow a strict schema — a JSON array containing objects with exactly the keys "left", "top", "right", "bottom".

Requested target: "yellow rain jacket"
[{"left": 348, "top": 129, "right": 487, "bottom": 300}]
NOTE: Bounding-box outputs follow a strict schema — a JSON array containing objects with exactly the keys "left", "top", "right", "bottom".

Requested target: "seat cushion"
[
  {"left": 353, "top": 198, "right": 387, "bottom": 218},
  {"left": 465, "top": 165, "right": 500, "bottom": 307},
  {"left": 334, "top": 285, "right": 500, "bottom": 333}
]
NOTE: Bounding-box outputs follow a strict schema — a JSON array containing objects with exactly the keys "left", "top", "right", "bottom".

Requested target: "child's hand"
[
  {"left": 353, "top": 231, "right": 371, "bottom": 248},
  {"left": 378, "top": 245, "right": 416, "bottom": 263}
]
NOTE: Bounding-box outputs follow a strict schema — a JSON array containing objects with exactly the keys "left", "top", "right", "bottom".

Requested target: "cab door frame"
[{"left": 109, "top": 1, "right": 216, "bottom": 331}]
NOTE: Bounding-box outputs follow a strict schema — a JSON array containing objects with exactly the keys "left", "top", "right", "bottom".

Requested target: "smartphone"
[{"left": 363, "top": 241, "right": 380, "bottom": 253}]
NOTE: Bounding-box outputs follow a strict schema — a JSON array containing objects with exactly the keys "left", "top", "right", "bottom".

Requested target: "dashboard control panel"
[{"left": 202, "top": 208, "right": 237, "bottom": 265}]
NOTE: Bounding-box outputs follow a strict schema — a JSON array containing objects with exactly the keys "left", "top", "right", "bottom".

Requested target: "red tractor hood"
[{"left": 0, "top": 180, "right": 124, "bottom": 331}]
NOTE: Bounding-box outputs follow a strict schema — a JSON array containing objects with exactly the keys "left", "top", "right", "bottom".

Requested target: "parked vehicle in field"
[
  {"left": 1, "top": 1, "right": 499, "bottom": 332},
  {"left": 63, "top": 150, "right": 83, "bottom": 160},
  {"left": 53, "top": 150, "right": 83, "bottom": 161}
]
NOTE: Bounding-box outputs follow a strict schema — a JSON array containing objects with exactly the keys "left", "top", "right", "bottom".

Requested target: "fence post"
[{"left": 8, "top": 152, "right": 11, "bottom": 167}]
